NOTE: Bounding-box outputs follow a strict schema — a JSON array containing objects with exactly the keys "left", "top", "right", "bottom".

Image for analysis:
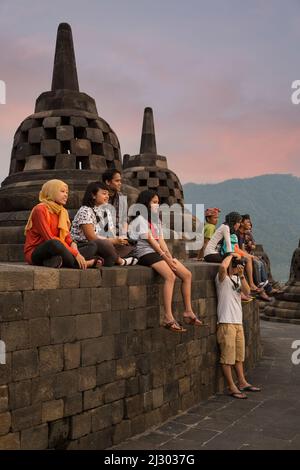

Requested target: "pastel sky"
[{"left": 1, "top": 0, "right": 300, "bottom": 184}]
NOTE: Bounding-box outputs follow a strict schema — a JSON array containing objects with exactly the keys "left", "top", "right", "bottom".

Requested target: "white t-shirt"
[
  {"left": 215, "top": 273, "right": 243, "bottom": 324},
  {"left": 128, "top": 215, "right": 162, "bottom": 259},
  {"left": 204, "top": 224, "right": 233, "bottom": 257}
]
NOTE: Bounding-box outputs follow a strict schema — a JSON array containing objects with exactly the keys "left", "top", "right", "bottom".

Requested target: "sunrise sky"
[{"left": 1, "top": 0, "right": 300, "bottom": 184}]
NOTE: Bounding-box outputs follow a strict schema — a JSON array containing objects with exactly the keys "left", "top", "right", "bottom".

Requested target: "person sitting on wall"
[
  {"left": 71, "top": 181, "right": 137, "bottom": 266},
  {"left": 24, "top": 179, "right": 101, "bottom": 269},
  {"left": 215, "top": 253, "right": 262, "bottom": 399},
  {"left": 102, "top": 169, "right": 130, "bottom": 239},
  {"left": 129, "top": 189, "right": 204, "bottom": 333},
  {"left": 197, "top": 207, "right": 221, "bottom": 260},
  {"left": 238, "top": 215, "right": 277, "bottom": 297},
  {"left": 204, "top": 211, "right": 241, "bottom": 263}
]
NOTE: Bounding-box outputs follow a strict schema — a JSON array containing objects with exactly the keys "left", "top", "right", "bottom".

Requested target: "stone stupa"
[{"left": 123, "top": 107, "right": 184, "bottom": 206}]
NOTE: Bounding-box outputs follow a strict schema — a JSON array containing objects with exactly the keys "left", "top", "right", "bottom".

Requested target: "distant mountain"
[{"left": 183, "top": 174, "right": 300, "bottom": 282}]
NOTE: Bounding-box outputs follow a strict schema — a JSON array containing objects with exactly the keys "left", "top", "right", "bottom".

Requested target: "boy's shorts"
[{"left": 217, "top": 323, "right": 245, "bottom": 365}]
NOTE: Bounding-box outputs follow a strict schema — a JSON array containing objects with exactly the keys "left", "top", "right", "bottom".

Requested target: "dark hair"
[
  {"left": 224, "top": 211, "right": 242, "bottom": 234},
  {"left": 82, "top": 181, "right": 109, "bottom": 207},
  {"left": 102, "top": 169, "right": 121, "bottom": 184},
  {"left": 132, "top": 190, "right": 160, "bottom": 222},
  {"left": 241, "top": 214, "right": 251, "bottom": 222}
]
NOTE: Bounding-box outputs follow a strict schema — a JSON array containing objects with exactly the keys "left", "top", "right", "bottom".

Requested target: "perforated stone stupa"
[{"left": 123, "top": 107, "right": 184, "bottom": 206}]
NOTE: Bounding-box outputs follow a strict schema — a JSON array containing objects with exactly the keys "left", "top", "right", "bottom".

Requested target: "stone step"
[
  {"left": 0, "top": 226, "right": 25, "bottom": 243},
  {"left": 263, "top": 305, "right": 300, "bottom": 320},
  {"left": 0, "top": 244, "right": 24, "bottom": 262},
  {"left": 260, "top": 313, "right": 300, "bottom": 325}
]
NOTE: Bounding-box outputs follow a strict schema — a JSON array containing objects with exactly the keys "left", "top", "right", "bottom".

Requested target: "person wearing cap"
[{"left": 197, "top": 207, "right": 221, "bottom": 260}]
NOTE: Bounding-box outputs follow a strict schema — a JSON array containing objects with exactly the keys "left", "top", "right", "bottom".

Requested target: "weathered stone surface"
[
  {"left": 40, "top": 139, "right": 61, "bottom": 156},
  {"left": 9, "top": 380, "right": 31, "bottom": 410},
  {"left": 78, "top": 366, "right": 97, "bottom": 391},
  {"left": 70, "top": 412, "right": 91, "bottom": 439},
  {"left": 64, "top": 342, "right": 80, "bottom": 370},
  {"left": 23, "top": 290, "right": 49, "bottom": 318},
  {"left": 71, "top": 288, "right": 91, "bottom": 314},
  {"left": 1, "top": 320, "right": 29, "bottom": 351},
  {"left": 48, "top": 419, "right": 68, "bottom": 449},
  {"left": 21, "top": 424, "right": 48, "bottom": 450},
  {"left": 70, "top": 139, "right": 91, "bottom": 156},
  {"left": 0, "top": 386, "right": 8, "bottom": 412},
  {"left": 33, "top": 268, "right": 60, "bottom": 290},
  {"left": 50, "top": 316, "right": 76, "bottom": 343},
  {"left": 103, "top": 380, "right": 126, "bottom": 403},
  {"left": 54, "top": 370, "right": 78, "bottom": 398},
  {"left": 56, "top": 125, "right": 74, "bottom": 141},
  {"left": 42, "top": 399, "right": 64, "bottom": 422},
  {"left": 91, "top": 287, "right": 111, "bottom": 312},
  {"left": 0, "top": 432, "right": 20, "bottom": 450},
  {"left": 83, "top": 388, "right": 103, "bottom": 411},
  {"left": 116, "top": 357, "right": 136, "bottom": 380},
  {"left": 76, "top": 313, "right": 102, "bottom": 340},
  {"left": 39, "top": 344, "right": 64, "bottom": 375},
  {"left": 0, "top": 292, "right": 23, "bottom": 321},
  {"left": 79, "top": 270, "right": 101, "bottom": 288},
  {"left": 11, "top": 403, "right": 41, "bottom": 431},
  {"left": 96, "top": 361, "right": 116, "bottom": 386},
  {"left": 0, "top": 268, "right": 33, "bottom": 291},
  {"left": 81, "top": 336, "right": 115, "bottom": 366},
  {"left": 0, "top": 412, "right": 11, "bottom": 436},
  {"left": 12, "top": 349, "right": 39, "bottom": 381},
  {"left": 91, "top": 404, "right": 112, "bottom": 432},
  {"left": 64, "top": 393, "right": 82, "bottom": 417},
  {"left": 29, "top": 318, "right": 50, "bottom": 347}
]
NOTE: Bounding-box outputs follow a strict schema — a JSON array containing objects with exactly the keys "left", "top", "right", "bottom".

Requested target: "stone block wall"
[{"left": 0, "top": 262, "right": 261, "bottom": 449}]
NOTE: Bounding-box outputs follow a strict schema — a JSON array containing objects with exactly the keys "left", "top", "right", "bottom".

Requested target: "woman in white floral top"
[{"left": 71, "top": 182, "right": 137, "bottom": 266}]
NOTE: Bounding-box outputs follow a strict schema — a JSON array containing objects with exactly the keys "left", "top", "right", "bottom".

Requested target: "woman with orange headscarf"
[{"left": 24, "top": 179, "right": 100, "bottom": 269}]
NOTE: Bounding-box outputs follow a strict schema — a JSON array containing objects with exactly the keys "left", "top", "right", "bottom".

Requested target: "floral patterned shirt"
[{"left": 71, "top": 205, "right": 116, "bottom": 243}]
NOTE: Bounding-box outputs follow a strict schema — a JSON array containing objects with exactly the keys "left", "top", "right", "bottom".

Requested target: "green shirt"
[{"left": 204, "top": 222, "right": 216, "bottom": 240}]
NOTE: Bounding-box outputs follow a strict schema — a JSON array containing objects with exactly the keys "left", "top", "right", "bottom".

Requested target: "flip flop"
[
  {"left": 230, "top": 392, "right": 248, "bottom": 399},
  {"left": 239, "top": 385, "right": 261, "bottom": 392},
  {"left": 183, "top": 315, "right": 203, "bottom": 326},
  {"left": 163, "top": 321, "right": 187, "bottom": 333}
]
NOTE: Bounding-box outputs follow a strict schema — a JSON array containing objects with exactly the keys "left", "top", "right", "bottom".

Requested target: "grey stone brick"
[
  {"left": 78, "top": 366, "right": 96, "bottom": 391},
  {"left": 23, "top": 290, "right": 49, "bottom": 318},
  {"left": 9, "top": 380, "right": 31, "bottom": 410},
  {"left": 39, "top": 345, "right": 64, "bottom": 376},
  {"left": 71, "top": 288, "right": 91, "bottom": 314},
  {"left": 29, "top": 318, "right": 50, "bottom": 347},
  {"left": 81, "top": 336, "right": 115, "bottom": 366},
  {"left": 0, "top": 292, "right": 23, "bottom": 321},
  {"left": 48, "top": 289, "right": 72, "bottom": 316},
  {"left": 76, "top": 313, "right": 102, "bottom": 340},
  {"left": 12, "top": 349, "right": 39, "bottom": 381},
  {"left": 1, "top": 320, "right": 29, "bottom": 351},
  {"left": 48, "top": 418, "right": 69, "bottom": 449},
  {"left": 91, "top": 287, "right": 111, "bottom": 312},
  {"left": 11, "top": 403, "right": 41, "bottom": 431},
  {"left": 64, "top": 342, "right": 80, "bottom": 370},
  {"left": 50, "top": 316, "right": 76, "bottom": 343},
  {"left": 91, "top": 404, "right": 112, "bottom": 431},
  {"left": 21, "top": 423, "right": 48, "bottom": 450}
]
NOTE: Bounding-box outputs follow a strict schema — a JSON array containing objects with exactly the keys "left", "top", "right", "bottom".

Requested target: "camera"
[{"left": 231, "top": 256, "right": 247, "bottom": 268}]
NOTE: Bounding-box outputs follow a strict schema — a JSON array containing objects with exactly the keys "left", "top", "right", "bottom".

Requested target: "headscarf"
[
  {"left": 205, "top": 207, "right": 221, "bottom": 218},
  {"left": 24, "top": 179, "right": 70, "bottom": 242}
]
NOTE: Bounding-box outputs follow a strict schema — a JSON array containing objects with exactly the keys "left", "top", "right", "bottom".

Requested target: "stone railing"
[{"left": 0, "top": 261, "right": 261, "bottom": 449}]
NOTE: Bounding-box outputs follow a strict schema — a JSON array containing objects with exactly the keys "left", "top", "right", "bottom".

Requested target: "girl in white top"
[
  {"left": 204, "top": 212, "right": 242, "bottom": 263},
  {"left": 129, "top": 190, "right": 204, "bottom": 333}
]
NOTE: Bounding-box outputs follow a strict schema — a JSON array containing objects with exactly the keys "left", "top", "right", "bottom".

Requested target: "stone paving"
[{"left": 112, "top": 320, "right": 300, "bottom": 450}]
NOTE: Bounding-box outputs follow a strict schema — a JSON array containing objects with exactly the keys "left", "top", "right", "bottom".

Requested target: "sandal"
[
  {"left": 92, "top": 257, "right": 104, "bottom": 268},
  {"left": 230, "top": 391, "right": 248, "bottom": 399},
  {"left": 239, "top": 385, "right": 261, "bottom": 392},
  {"left": 123, "top": 257, "right": 138, "bottom": 266},
  {"left": 163, "top": 321, "right": 187, "bottom": 333},
  {"left": 183, "top": 315, "right": 203, "bottom": 326}
]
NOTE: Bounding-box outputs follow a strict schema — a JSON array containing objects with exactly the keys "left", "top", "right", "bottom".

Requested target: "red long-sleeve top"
[{"left": 24, "top": 203, "right": 78, "bottom": 264}]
